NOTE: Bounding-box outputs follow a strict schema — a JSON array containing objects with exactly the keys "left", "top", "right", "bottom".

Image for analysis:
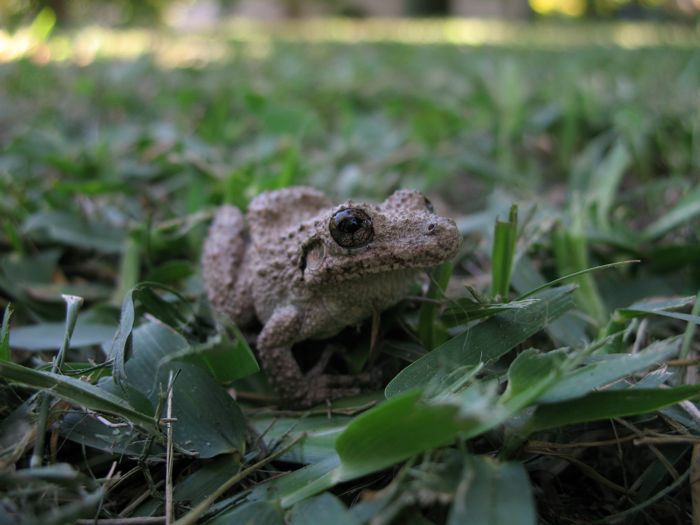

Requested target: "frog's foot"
[
  {"left": 295, "top": 367, "right": 384, "bottom": 408},
  {"left": 295, "top": 373, "right": 363, "bottom": 408}
]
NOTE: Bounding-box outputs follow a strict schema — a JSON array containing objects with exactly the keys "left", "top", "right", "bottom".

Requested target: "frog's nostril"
[{"left": 427, "top": 223, "right": 436, "bottom": 233}]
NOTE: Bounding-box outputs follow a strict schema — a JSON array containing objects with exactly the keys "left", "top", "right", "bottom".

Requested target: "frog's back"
[{"left": 202, "top": 205, "right": 256, "bottom": 326}]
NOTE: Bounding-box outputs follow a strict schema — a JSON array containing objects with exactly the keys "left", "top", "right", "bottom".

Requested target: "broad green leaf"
[
  {"left": 59, "top": 411, "right": 161, "bottom": 459},
  {"left": 0, "top": 360, "right": 157, "bottom": 433},
  {"left": 288, "top": 493, "right": 360, "bottom": 525},
  {"left": 538, "top": 337, "right": 681, "bottom": 404},
  {"left": 110, "top": 283, "right": 191, "bottom": 386},
  {"left": 499, "top": 348, "right": 571, "bottom": 410},
  {"left": 9, "top": 319, "right": 115, "bottom": 351},
  {"left": 106, "top": 322, "right": 247, "bottom": 458},
  {"left": 511, "top": 256, "right": 589, "bottom": 347},
  {"left": 22, "top": 210, "right": 124, "bottom": 253},
  {"left": 441, "top": 298, "right": 539, "bottom": 328},
  {"left": 250, "top": 416, "right": 348, "bottom": 464},
  {"left": 173, "top": 456, "right": 240, "bottom": 507},
  {"left": 206, "top": 500, "right": 284, "bottom": 525},
  {"left": 529, "top": 385, "right": 700, "bottom": 432},
  {"left": 173, "top": 320, "right": 259, "bottom": 383},
  {"left": 385, "top": 286, "right": 575, "bottom": 398},
  {"left": 144, "top": 260, "right": 193, "bottom": 285},
  {"left": 335, "top": 387, "right": 504, "bottom": 481},
  {"left": 447, "top": 456, "right": 535, "bottom": 525}
]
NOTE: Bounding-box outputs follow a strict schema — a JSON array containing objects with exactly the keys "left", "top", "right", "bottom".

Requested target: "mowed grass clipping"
[{"left": 1, "top": 19, "right": 700, "bottom": 524}]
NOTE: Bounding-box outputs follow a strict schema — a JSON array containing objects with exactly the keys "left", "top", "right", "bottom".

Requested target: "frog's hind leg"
[{"left": 202, "top": 205, "right": 256, "bottom": 327}]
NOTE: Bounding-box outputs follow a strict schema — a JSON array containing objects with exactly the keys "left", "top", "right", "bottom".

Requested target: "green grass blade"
[
  {"left": 538, "top": 336, "right": 681, "bottom": 404},
  {"left": 552, "top": 215, "right": 607, "bottom": 326},
  {"left": 385, "top": 285, "right": 575, "bottom": 398},
  {"left": 645, "top": 184, "right": 700, "bottom": 240},
  {"left": 516, "top": 260, "right": 639, "bottom": 301},
  {"left": 417, "top": 261, "right": 453, "bottom": 350},
  {"left": 0, "top": 360, "right": 158, "bottom": 434},
  {"left": 529, "top": 385, "right": 700, "bottom": 432},
  {"left": 490, "top": 204, "right": 518, "bottom": 300},
  {"left": 0, "top": 303, "right": 12, "bottom": 362}
]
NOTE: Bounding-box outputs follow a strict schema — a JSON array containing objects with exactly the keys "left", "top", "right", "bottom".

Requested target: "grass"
[{"left": 1, "top": 18, "right": 700, "bottom": 524}]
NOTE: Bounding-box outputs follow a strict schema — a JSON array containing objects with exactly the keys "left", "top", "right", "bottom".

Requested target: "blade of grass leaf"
[
  {"left": 491, "top": 204, "right": 518, "bottom": 300},
  {"left": 680, "top": 290, "right": 700, "bottom": 381},
  {"left": 417, "top": 261, "right": 453, "bottom": 350},
  {"left": 31, "top": 295, "right": 83, "bottom": 468},
  {"left": 0, "top": 303, "right": 11, "bottom": 361},
  {"left": 0, "top": 360, "right": 158, "bottom": 434},
  {"left": 645, "top": 184, "right": 700, "bottom": 240},
  {"left": 385, "top": 285, "right": 575, "bottom": 398},
  {"left": 516, "top": 260, "right": 639, "bottom": 301},
  {"left": 538, "top": 336, "right": 682, "bottom": 404},
  {"left": 111, "top": 282, "right": 191, "bottom": 387},
  {"left": 528, "top": 385, "right": 700, "bottom": 432},
  {"left": 552, "top": 216, "right": 607, "bottom": 326}
]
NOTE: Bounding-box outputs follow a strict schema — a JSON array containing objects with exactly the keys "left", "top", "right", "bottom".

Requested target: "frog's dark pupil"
[
  {"left": 329, "top": 208, "right": 374, "bottom": 248},
  {"left": 338, "top": 216, "right": 362, "bottom": 233}
]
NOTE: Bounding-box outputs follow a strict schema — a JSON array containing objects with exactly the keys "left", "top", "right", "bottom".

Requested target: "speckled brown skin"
[{"left": 202, "top": 187, "right": 461, "bottom": 407}]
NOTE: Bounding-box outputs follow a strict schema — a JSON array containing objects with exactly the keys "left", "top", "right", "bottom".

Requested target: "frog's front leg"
[{"left": 257, "top": 306, "right": 366, "bottom": 407}]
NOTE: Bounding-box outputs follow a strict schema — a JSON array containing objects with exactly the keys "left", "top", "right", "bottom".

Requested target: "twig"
[
  {"left": 614, "top": 418, "right": 679, "bottom": 481},
  {"left": 245, "top": 400, "right": 377, "bottom": 418},
  {"left": 692, "top": 445, "right": 700, "bottom": 525},
  {"left": 586, "top": 466, "right": 691, "bottom": 525},
  {"left": 534, "top": 450, "right": 629, "bottom": 495},
  {"left": 165, "top": 371, "right": 176, "bottom": 525},
  {"left": 633, "top": 435, "right": 700, "bottom": 446},
  {"left": 121, "top": 480, "right": 164, "bottom": 518},
  {"left": 173, "top": 433, "right": 306, "bottom": 525},
  {"left": 76, "top": 518, "right": 166, "bottom": 525},
  {"left": 526, "top": 434, "right": 638, "bottom": 450},
  {"left": 667, "top": 357, "right": 700, "bottom": 367}
]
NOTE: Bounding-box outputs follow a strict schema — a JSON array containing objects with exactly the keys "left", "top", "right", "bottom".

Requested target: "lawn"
[{"left": 1, "top": 19, "right": 700, "bottom": 524}]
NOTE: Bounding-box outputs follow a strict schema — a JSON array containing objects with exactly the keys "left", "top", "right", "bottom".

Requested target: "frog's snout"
[
  {"left": 424, "top": 217, "right": 457, "bottom": 237},
  {"left": 423, "top": 217, "right": 461, "bottom": 258}
]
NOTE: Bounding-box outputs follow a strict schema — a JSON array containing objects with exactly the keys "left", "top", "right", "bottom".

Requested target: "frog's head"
[{"left": 296, "top": 189, "right": 461, "bottom": 288}]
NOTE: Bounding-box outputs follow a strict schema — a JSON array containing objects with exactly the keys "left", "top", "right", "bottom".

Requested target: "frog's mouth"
[{"left": 301, "top": 215, "right": 461, "bottom": 286}]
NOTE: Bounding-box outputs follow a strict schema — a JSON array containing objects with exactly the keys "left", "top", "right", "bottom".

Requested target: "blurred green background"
[{"left": 2, "top": 3, "right": 700, "bottom": 523}]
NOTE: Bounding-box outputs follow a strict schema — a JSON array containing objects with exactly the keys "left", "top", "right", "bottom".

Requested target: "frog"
[{"left": 202, "top": 187, "right": 461, "bottom": 407}]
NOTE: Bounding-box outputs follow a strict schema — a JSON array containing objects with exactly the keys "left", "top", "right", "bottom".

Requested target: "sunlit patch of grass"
[{"left": 1, "top": 18, "right": 700, "bottom": 67}]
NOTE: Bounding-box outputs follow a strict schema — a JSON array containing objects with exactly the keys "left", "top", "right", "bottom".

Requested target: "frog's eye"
[
  {"left": 423, "top": 196, "right": 434, "bottom": 213},
  {"left": 329, "top": 208, "right": 374, "bottom": 248}
]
